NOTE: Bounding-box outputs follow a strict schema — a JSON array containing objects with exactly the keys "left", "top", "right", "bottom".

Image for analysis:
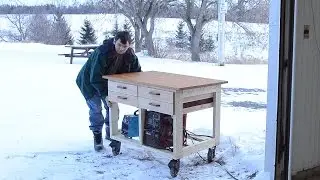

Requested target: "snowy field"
[{"left": 0, "top": 42, "right": 268, "bottom": 179}]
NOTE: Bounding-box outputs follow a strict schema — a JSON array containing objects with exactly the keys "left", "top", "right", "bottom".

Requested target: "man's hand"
[
  {"left": 104, "top": 96, "right": 120, "bottom": 122},
  {"left": 104, "top": 96, "right": 113, "bottom": 107}
]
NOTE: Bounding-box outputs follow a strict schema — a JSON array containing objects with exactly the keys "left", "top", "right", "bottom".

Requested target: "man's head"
[{"left": 114, "top": 31, "right": 132, "bottom": 55}]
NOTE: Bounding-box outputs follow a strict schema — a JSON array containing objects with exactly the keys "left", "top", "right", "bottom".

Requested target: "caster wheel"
[
  {"left": 109, "top": 140, "right": 121, "bottom": 156},
  {"left": 168, "top": 159, "right": 180, "bottom": 178},
  {"left": 207, "top": 147, "right": 216, "bottom": 163}
]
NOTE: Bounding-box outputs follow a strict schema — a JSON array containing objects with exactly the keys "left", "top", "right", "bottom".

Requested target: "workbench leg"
[
  {"left": 109, "top": 102, "right": 121, "bottom": 155},
  {"left": 213, "top": 86, "right": 221, "bottom": 145},
  {"left": 139, "top": 108, "right": 146, "bottom": 144},
  {"left": 173, "top": 90, "right": 183, "bottom": 159},
  {"left": 109, "top": 102, "right": 119, "bottom": 138},
  {"left": 168, "top": 91, "right": 183, "bottom": 177},
  {"left": 70, "top": 48, "right": 74, "bottom": 64}
]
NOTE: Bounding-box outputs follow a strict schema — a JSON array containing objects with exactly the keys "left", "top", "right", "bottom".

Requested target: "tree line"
[
  {"left": 0, "top": 0, "right": 269, "bottom": 24},
  {"left": 80, "top": 18, "right": 216, "bottom": 53},
  {"left": 0, "top": 0, "right": 269, "bottom": 62},
  {"left": 109, "top": 0, "right": 268, "bottom": 61}
]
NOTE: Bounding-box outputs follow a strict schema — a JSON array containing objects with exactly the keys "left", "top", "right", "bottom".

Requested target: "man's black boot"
[
  {"left": 109, "top": 140, "right": 121, "bottom": 156},
  {"left": 93, "top": 131, "right": 104, "bottom": 152}
]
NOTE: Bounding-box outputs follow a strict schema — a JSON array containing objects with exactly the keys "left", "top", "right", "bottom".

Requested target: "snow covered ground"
[{"left": 0, "top": 42, "right": 268, "bottom": 179}]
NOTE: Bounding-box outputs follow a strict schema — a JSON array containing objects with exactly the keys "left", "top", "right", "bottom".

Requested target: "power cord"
[
  {"left": 186, "top": 130, "right": 214, "bottom": 138},
  {"left": 186, "top": 130, "right": 239, "bottom": 180}
]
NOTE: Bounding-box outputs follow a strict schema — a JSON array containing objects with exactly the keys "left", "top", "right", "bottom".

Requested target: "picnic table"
[{"left": 59, "top": 44, "right": 99, "bottom": 64}]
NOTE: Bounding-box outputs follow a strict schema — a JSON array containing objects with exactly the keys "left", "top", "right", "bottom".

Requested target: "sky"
[{"left": 0, "top": 0, "right": 88, "bottom": 5}]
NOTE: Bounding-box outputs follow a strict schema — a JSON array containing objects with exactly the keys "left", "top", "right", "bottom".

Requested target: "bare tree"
[
  {"left": 226, "top": 0, "right": 269, "bottom": 34},
  {"left": 4, "top": 13, "right": 29, "bottom": 42},
  {"left": 248, "top": 0, "right": 269, "bottom": 23},
  {"left": 112, "top": 0, "right": 172, "bottom": 56},
  {"left": 174, "top": 0, "right": 217, "bottom": 62},
  {"left": 0, "top": 0, "right": 29, "bottom": 42},
  {"left": 0, "top": 30, "right": 9, "bottom": 42},
  {"left": 110, "top": 0, "right": 145, "bottom": 53}
]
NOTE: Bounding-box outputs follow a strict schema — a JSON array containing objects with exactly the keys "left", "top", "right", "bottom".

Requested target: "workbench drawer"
[
  {"left": 138, "top": 86, "right": 173, "bottom": 103},
  {"left": 138, "top": 97, "right": 173, "bottom": 115},
  {"left": 108, "top": 81, "right": 137, "bottom": 96},
  {"left": 108, "top": 91, "right": 138, "bottom": 107}
]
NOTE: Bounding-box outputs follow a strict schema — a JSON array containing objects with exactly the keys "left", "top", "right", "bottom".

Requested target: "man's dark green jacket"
[{"left": 76, "top": 38, "right": 142, "bottom": 100}]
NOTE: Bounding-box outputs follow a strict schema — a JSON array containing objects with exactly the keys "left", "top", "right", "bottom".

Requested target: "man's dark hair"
[{"left": 114, "top": 31, "right": 132, "bottom": 44}]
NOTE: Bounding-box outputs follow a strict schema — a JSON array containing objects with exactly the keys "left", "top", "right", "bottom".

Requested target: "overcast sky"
[{"left": 0, "top": 0, "right": 88, "bottom": 5}]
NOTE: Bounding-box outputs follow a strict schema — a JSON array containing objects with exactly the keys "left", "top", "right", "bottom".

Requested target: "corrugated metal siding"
[{"left": 291, "top": 0, "right": 320, "bottom": 174}]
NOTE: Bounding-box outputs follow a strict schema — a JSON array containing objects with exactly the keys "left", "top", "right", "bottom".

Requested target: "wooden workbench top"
[{"left": 103, "top": 71, "right": 227, "bottom": 90}]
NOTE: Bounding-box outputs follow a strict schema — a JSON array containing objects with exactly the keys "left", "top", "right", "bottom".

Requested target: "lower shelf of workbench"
[{"left": 110, "top": 131, "right": 216, "bottom": 159}]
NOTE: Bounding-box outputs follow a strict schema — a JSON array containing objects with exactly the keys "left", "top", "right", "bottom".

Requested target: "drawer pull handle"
[
  {"left": 117, "top": 96, "right": 128, "bottom": 100},
  {"left": 117, "top": 85, "right": 127, "bottom": 89},
  {"left": 149, "top": 91, "right": 160, "bottom": 96},
  {"left": 149, "top": 102, "right": 160, "bottom": 107}
]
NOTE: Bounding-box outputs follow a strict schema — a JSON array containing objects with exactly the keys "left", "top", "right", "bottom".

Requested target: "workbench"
[{"left": 103, "top": 71, "right": 227, "bottom": 177}]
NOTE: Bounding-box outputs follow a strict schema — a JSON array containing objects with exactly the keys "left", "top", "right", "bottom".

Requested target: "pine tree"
[
  {"left": 103, "top": 29, "right": 111, "bottom": 39},
  {"left": 200, "top": 33, "right": 216, "bottom": 52},
  {"left": 199, "top": 32, "right": 206, "bottom": 52},
  {"left": 123, "top": 19, "right": 133, "bottom": 37},
  {"left": 123, "top": 19, "right": 134, "bottom": 44},
  {"left": 103, "top": 18, "right": 120, "bottom": 40},
  {"left": 111, "top": 18, "right": 119, "bottom": 37},
  {"left": 78, "top": 19, "right": 97, "bottom": 44},
  {"left": 50, "top": 13, "right": 74, "bottom": 45},
  {"left": 175, "top": 21, "right": 188, "bottom": 49},
  {"left": 204, "top": 35, "right": 216, "bottom": 51},
  {"left": 27, "top": 14, "right": 52, "bottom": 44}
]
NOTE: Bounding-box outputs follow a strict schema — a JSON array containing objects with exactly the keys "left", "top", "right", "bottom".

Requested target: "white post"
[
  {"left": 218, "top": 0, "right": 226, "bottom": 66},
  {"left": 264, "top": 0, "right": 281, "bottom": 179}
]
